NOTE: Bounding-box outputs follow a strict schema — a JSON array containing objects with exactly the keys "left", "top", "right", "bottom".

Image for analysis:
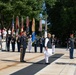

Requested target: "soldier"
[
  {"left": 39, "top": 37, "right": 43, "bottom": 53},
  {"left": 0, "top": 31, "right": 2, "bottom": 50},
  {"left": 28, "top": 35, "right": 32, "bottom": 53},
  {"left": 20, "top": 31, "right": 27, "bottom": 62},
  {"left": 11, "top": 34, "right": 16, "bottom": 52},
  {"left": 34, "top": 39, "right": 37, "bottom": 53},
  {"left": 52, "top": 34, "right": 56, "bottom": 54},
  {"left": 68, "top": 33, "right": 75, "bottom": 59},
  {"left": 16, "top": 34, "right": 21, "bottom": 52},
  {"left": 6, "top": 34, "right": 11, "bottom": 51}
]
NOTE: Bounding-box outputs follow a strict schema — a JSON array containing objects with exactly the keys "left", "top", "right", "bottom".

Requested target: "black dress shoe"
[
  {"left": 20, "top": 60, "right": 26, "bottom": 63},
  {"left": 70, "top": 58, "right": 74, "bottom": 59},
  {"left": 45, "top": 63, "right": 50, "bottom": 65}
]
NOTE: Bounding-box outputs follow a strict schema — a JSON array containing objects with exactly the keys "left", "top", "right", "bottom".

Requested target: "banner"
[
  {"left": 39, "top": 19, "right": 42, "bottom": 31},
  {"left": 32, "top": 32, "right": 36, "bottom": 42},
  {"left": 26, "top": 16, "right": 29, "bottom": 33},
  {"left": 16, "top": 16, "right": 19, "bottom": 35},
  {"left": 32, "top": 18, "right": 35, "bottom": 32},
  {"left": 21, "top": 17, "right": 24, "bottom": 32},
  {"left": 12, "top": 15, "right": 14, "bottom": 34}
]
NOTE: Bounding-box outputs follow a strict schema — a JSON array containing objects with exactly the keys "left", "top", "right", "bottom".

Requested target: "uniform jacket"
[{"left": 20, "top": 35, "right": 27, "bottom": 49}]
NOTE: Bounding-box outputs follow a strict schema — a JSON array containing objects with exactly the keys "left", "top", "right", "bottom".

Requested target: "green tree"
[
  {"left": 45, "top": 0, "right": 76, "bottom": 47},
  {"left": 0, "top": 0, "right": 44, "bottom": 30}
]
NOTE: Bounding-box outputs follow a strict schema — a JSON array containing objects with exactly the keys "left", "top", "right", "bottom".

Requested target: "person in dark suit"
[
  {"left": 34, "top": 39, "right": 37, "bottom": 53},
  {"left": 6, "top": 34, "right": 11, "bottom": 51},
  {"left": 16, "top": 34, "right": 21, "bottom": 52},
  {"left": 11, "top": 34, "right": 16, "bottom": 52},
  {"left": 20, "top": 31, "right": 27, "bottom": 62},
  {"left": 39, "top": 37, "right": 43, "bottom": 53},
  {"left": 68, "top": 33, "right": 75, "bottom": 59}
]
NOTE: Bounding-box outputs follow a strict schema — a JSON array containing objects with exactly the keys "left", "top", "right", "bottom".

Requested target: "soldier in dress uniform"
[
  {"left": 16, "top": 34, "right": 21, "bottom": 52},
  {"left": 34, "top": 39, "right": 37, "bottom": 53},
  {"left": 68, "top": 33, "right": 75, "bottom": 59},
  {"left": 20, "top": 31, "right": 27, "bottom": 62},
  {"left": 6, "top": 34, "right": 11, "bottom": 51},
  {"left": 11, "top": 34, "right": 16, "bottom": 52},
  {"left": 52, "top": 34, "right": 56, "bottom": 54},
  {"left": 39, "top": 37, "right": 43, "bottom": 53},
  {"left": 28, "top": 35, "right": 32, "bottom": 53}
]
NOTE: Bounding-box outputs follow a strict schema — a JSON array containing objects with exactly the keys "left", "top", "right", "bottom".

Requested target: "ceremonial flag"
[
  {"left": 32, "top": 32, "right": 36, "bottom": 42},
  {"left": 21, "top": 17, "right": 24, "bottom": 32},
  {"left": 16, "top": 16, "right": 19, "bottom": 29},
  {"left": 16, "top": 16, "right": 19, "bottom": 35},
  {"left": 12, "top": 16, "right": 14, "bottom": 34},
  {"left": 32, "top": 18, "right": 35, "bottom": 32},
  {"left": 39, "top": 19, "right": 42, "bottom": 31},
  {"left": 26, "top": 16, "right": 29, "bottom": 33},
  {"left": 32, "top": 18, "right": 35, "bottom": 42}
]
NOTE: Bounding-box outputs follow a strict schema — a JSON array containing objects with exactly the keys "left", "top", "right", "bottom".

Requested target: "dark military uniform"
[
  {"left": 17, "top": 35, "right": 21, "bottom": 52},
  {"left": 68, "top": 37, "right": 75, "bottom": 59},
  {"left": 6, "top": 34, "right": 11, "bottom": 51},
  {"left": 39, "top": 38, "right": 43, "bottom": 53},
  {"left": 11, "top": 35, "right": 16, "bottom": 52},
  {"left": 20, "top": 35, "right": 27, "bottom": 62},
  {"left": 34, "top": 39, "right": 37, "bottom": 53}
]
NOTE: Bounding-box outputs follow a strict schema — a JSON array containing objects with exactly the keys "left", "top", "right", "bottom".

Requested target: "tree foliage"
[
  {"left": 45, "top": 0, "right": 76, "bottom": 46},
  {"left": 0, "top": 0, "right": 44, "bottom": 29}
]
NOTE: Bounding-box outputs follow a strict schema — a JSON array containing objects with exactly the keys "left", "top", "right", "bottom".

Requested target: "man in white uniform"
[
  {"left": 28, "top": 35, "right": 32, "bottom": 52},
  {"left": 52, "top": 34, "right": 56, "bottom": 54},
  {"left": 44, "top": 33, "right": 52, "bottom": 64},
  {"left": 3, "top": 28, "right": 7, "bottom": 40}
]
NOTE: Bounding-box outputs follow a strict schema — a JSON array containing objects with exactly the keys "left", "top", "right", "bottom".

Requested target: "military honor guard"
[
  {"left": 6, "top": 34, "right": 11, "bottom": 51},
  {"left": 27, "top": 35, "right": 32, "bottom": 53},
  {"left": 68, "top": 33, "right": 75, "bottom": 59},
  {"left": 34, "top": 39, "right": 37, "bottom": 53},
  {"left": 52, "top": 34, "right": 56, "bottom": 54},
  {"left": 11, "top": 34, "right": 16, "bottom": 52},
  {"left": 39, "top": 37, "right": 43, "bottom": 53},
  {"left": 16, "top": 34, "right": 21, "bottom": 52}
]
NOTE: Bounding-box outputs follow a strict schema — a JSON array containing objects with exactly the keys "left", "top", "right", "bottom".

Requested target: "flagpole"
[{"left": 44, "top": 15, "right": 48, "bottom": 38}]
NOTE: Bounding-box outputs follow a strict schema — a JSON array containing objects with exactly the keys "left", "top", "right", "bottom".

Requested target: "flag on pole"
[
  {"left": 21, "top": 17, "right": 24, "bottom": 32},
  {"left": 16, "top": 16, "right": 19, "bottom": 35},
  {"left": 32, "top": 32, "right": 36, "bottom": 42},
  {"left": 26, "top": 16, "right": 29, "bottom": 33},
  {"left": 39, "top": 19, "right": 42, "bottom": 31},
  {"left": 12, "top": 15, "right": 14, "bottom": 34},
  {"left": 16, "top": 16, "right": 19, "bottom": 29},
  {"left": 32, "top": 18, "right": 35, "bottom": 32},
  {"left": 32, "top": 18, "right": 35, "bottom": 42}
]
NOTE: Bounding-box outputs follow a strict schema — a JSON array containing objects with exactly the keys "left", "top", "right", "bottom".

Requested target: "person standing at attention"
[
  {"left": 28, "top": 35, "right": 32, "bottom": 53},
  {"left": 20, "top": 31, "right": 27, "bottom": 62},
  {"left": 11, "top": 34, "right": 16, "bottom": 52},
  {"left": 68, "top": 33, "right": 75, "bottom": 59},
  {"left": 16, "top": 34, "right": 21, "bottom": 52},
  {"left": 44, "top": 33, "right": 52, "bottom": 64},
  {"left": 0, "top": 30, "right": 2, "bottom": 50},
  {"left": 52, "top": 34, "right": 56, "bottom": 54}
]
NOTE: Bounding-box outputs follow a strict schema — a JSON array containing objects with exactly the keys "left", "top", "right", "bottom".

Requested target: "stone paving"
[{"left": 0, "top": 42, "right": 76, "bottom": 75}]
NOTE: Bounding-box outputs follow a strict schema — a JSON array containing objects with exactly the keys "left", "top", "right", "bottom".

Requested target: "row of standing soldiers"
[
  {"left": 6, "top": 31, "right": 27, "bottom": 62},
  {"left": 6, "top": 34, "right": 21, "bottom": 52},
  {"left": 6, "top": 34, "right": 45, "bottom": 53}
]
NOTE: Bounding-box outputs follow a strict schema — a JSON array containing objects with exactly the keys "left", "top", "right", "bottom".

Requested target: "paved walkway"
[{"left": 0, "top": 46, "right": 76, "bottom": 75}]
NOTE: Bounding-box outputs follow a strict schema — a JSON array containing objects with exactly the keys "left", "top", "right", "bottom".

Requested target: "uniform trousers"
[
  {"left": 52, "top": 45, "right": 55, "bottom": 54},
  {"left": 69, "top": 48, "right": 74, "bottom": 59},
  {"left": 20, "top": 48, "right": 26, "bottom": 61}
]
